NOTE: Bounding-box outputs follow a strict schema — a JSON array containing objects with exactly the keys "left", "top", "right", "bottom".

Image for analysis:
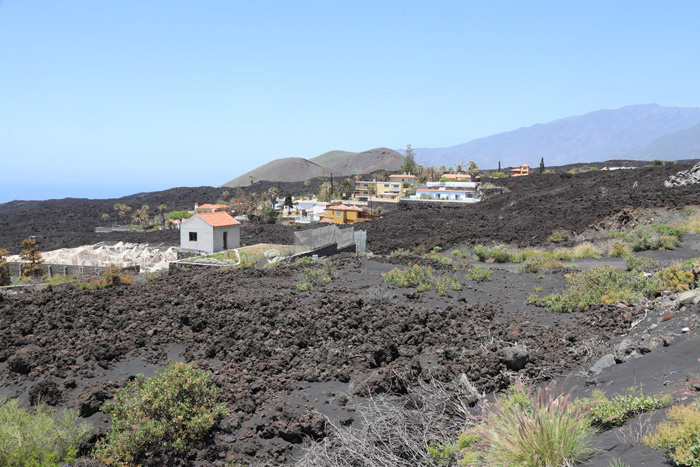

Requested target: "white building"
[{"left": 180, "top": 212, "right": 241, "bottom": 254}]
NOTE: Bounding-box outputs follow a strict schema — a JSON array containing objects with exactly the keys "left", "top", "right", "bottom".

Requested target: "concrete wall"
[
  {"left": 180, "top": 216, "right": 214, "bottom": 253},
  {"left": 181, "top": 216, "right": 240, "bottom": 254},
  {"left": 8, "top": 262, "right": 140, "bottom": 279},
  {"left": 212, "top": 225, "right": 240, "bottom": 252},
  {"left": 281, "top": 242, "right": 356, "bottom": 264}
]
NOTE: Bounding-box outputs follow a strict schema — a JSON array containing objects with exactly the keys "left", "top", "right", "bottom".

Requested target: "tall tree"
[
  {"left": 367, "top": 184, "right": 376, "bottom": 214},
  {"left": 267, "top": 187, "right": 278, "bottom": 207},
  {"left": 339, "top": 178, "right": 354, "bottom": 198},
  {"left": 284, "top": 191, "right": 293, "bottom": 208},
  {"left": 540, "top": 157, "right": 545, "bottom": 174},
  {"left": 454, "top": 161, "right": 466, "bottom": 174},
  {"left": 400, "top": 144, "right": 418, "bottom": 175},
  {"left": 157, "top": 204, "right": 167, "bottom": 228},
  {"left": 19, "top": 237, "right": 44, "bottom": 279},
  {"left": 139, "top": 205, "right": 150, "bottom": 226},
  {"left": 249, "top": 175, "right": 255, "bottom": 186},
  {"left": 221, "top": 191, "right": 230, "bottom": 201},
  {"left": 467, "top": 161, "right": 480, "bottom": 179},
  {"left": 498, "top": 161, "right": 502, "bottom": 172},
  {"left": 378, "top": 171, "right": 390, "bottom": 182},
  {"left": 101, "top": 213, "right": 110, "bottom": 223},
  {"left": 319, "top": 182, "right": 333, "bottom": 202}
]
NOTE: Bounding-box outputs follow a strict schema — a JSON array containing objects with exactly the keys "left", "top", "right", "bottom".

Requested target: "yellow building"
[
  {"left": 353, "top": 174, "right": 417, "bottom": 203},
  {"left": 321, "top": 204, "right": 378, "bottom": 224}
]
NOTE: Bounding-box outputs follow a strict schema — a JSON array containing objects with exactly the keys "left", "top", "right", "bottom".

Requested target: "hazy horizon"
[{"left": 3, "top": 1, "right": 700, "bottom": 202}]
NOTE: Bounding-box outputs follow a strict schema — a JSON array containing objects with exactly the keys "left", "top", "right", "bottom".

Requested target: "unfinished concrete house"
[{"left": 180, "top": 212, "right": 241, "bottom": 254}]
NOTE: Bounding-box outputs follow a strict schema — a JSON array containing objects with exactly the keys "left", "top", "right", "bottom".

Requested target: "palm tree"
[
  {"left": 467, "top": 160, "right": 480, "bottom": 179},
  {"left": 139, "top": 205, "right": 150, "bottom": 226},
  {"left": 339, "top": 178, "right": 354, "bottom": 199},
  {"left": 428, "top": 166, "right": 438, "bottom": 182},
  {"left": 319, "top": 182, "right": 333, "bottom": 201},
  {"left": 454, "top": 161, "right": 466, "bottom": 174},
  {"left": 101, "top": 213, "right": 110, "bottom": 223},
  {"left": 379, "top": 171, "right": 389, "bottom": 182},
  {"left": 368, "top": 184, "right": 376, "bottom": 214},
  {"left": 221, "top": 191, "right": 230, "bottom": 201},
  {"left": 303, "top": 179, "right": 311, "bottom": 188},
  {"left": 267, "top": 187, "right": 278, "bottom": 207},
  {"left": 249, "top": 175, "right": 255, "bottom": 186},
  {"left": 157, "top": 204, "right": 167, "bottom": 228}
]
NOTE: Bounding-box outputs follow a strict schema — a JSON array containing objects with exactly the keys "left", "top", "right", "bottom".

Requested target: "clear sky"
[{"left": 1, "top": 1, "right": 700, "bottom": 202}]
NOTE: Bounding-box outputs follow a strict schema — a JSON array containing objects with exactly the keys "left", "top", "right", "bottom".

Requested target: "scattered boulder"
[
  {"left": 589, "top": 354, "right": 616, "bottom": 376},
  {"left": 502, "top": 345, "right": 529, "bottom": 371},
  {"left": 7, "top": 345, "right": 43, "bottom": 375},
  {"left": 677, "top": 291, "right": 700, "bottom": 309},
  {"left": 29, "top": 379, "right": 62, "bottom": 406},
  {"left": 76, "top": 382, "right": 116, "bottom": 417}
]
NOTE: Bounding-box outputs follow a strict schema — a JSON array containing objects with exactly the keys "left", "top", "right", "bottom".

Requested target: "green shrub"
[
  {"left": 549, "top": 230, "right": 570, "bottom": 243},
  {"left": 259, "top": 206, "right": 278, "bottom": 224},
  {"left": 167, "top": 210, "right": 192, "bottom": 220},
  {"left": 587, "top": 388, "right": 671, "bottom": 428},
  {"left": 95, "top": 362, "right": 227, "bottom": 466},
  {"left": 382, "top": 264, "right": 434, "bottom": 289},
  {"left": 509, "top": 248, "right": 546, "bottom": 263},
  {"left": 292, "top": 256, "right": 313, "bottom": 266},
  {"left": 535, "top": 266, "right": 660, "bottom": 313},
  {"left": 464, "top": 379, "right": 595, "bottom": 467},
  {"left": 490, "top": 245, "right": 511, "bottom": 263},
  {"left": 0, "top": 396, "right": 92, "bottom": 467},
  {"left": 389, "top": 248, "right": 414, "bottom": 257},
  {"left": 624, "top": 254, "right": 659, "bottom": 272},
  {"left": 644, "top": 402, "right": 700, "bottom": 466},
  {"left": 449, "top": 249, "right": 471, "bottom": 270},
  {"left": 517, "top": 255, "right": 568, "bottom": 274},
  {"left": 473, "top": 245, "right": 489, "bottom": 262},
  {"left": 552, "top": 248, "right": 574, "bottom": 261},
  {"left": 608, "top": 241, "right": 631, "bottom": 258},
  {"left": 658, "top": 265, "right": 694, "bottom": 291},
  {"left": 466, "top": 265, "right": 493, "bottom": 282},
  {"left": 44, "top": 273, "right": 79, "bottom": 286},
  {"left": 296, "top": 262, "right": 334, "bottom": 292},
  {"left": 75, "top": 266, "right": 134, "bottom": 290},
  {"left": 237, "top": 252, "right": 259, "bottom": 268},
  {"left": 572, "top": 242, "right": 603, "bottom": 259}
]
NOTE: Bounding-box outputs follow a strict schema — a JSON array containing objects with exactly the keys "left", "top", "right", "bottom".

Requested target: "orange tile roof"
[
  {"left": 197, "top": 204, "right": 229, "bottom": 210},
  {"left": 319, "top": 217, "right": 334, "bottom": 223},
  {"left": 196, "top": 212, "right": 240, "bottom": 227},
  {"left": 327, "top": 204, "right": 363, "bottom": 212}
]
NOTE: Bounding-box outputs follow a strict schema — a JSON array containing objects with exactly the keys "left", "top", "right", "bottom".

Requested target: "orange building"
[
  {"left": 321, "top": 204, "right": 378, "bottom": 224},
  {"left": 509, "top": 164, "right": 534, "bottom": 177}
]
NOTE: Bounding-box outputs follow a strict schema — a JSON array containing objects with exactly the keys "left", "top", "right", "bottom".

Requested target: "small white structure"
[{"left": 180, "top": 212, "right": 241, "bottom": 254}]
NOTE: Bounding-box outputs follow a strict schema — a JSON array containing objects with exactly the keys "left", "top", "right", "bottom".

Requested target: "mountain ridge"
[
  {"left": 220, "top": 147, "right": 405, "bottom": 187},
  {"left": 410, "top": 104, "right": 700, "bottom": 169}
]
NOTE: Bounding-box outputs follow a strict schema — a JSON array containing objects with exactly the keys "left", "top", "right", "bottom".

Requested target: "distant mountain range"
[
  {"left": 221, "top": 104, "right": 700, "bottom": 186},
  {"left": 221, "top": 148, "right": 404, "bottom": 187},
  {"left": 410, "top": 104, "right": 700, "bottom": 169}
]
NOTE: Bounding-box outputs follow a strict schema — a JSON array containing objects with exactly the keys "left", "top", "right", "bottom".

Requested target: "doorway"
[{"left": 223, "top": 231, "right": 228, "bottom": 250}]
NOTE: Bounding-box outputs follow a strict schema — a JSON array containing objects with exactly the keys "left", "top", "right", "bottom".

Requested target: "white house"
[{"left": 180, "top": 212, "right": 241, "bottom": 254}]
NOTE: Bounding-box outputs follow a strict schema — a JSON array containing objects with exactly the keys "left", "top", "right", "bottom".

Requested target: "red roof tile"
[{"left": 196, "top": 212, "right": 240, "bottom": 227}]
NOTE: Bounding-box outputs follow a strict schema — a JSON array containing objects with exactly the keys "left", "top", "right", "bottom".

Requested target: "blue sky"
[{"left": 1, "top": 1, "right": 700, "bottom": 202}]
